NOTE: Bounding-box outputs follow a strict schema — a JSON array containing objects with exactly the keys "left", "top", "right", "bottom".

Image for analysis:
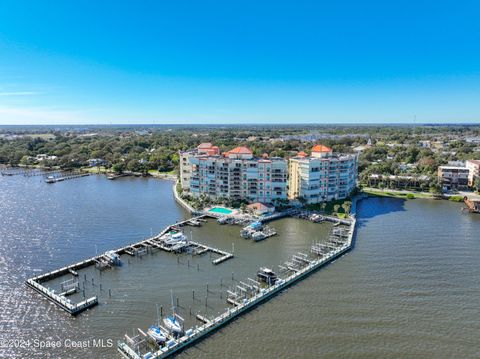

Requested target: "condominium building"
[
  {"left": 437, "top": 166, "right": 469, "bottom": 191},
  {"left": 179, "top": 143, "right": 220, "bottom": 190},
  {"left": 466, "top": 160, "right": 480, "bottom": 188},
  {"left": 181, "top": 145, "right": 287, "bottom": 203},
  {"left": 288, "top": 145, "right": 358, "bottom": 204}
]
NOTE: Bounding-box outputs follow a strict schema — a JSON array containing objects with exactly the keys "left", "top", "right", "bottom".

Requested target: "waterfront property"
[
  {"left": 466, "top": 160, "right": 480, "bottom": 188},
  {"left": 438, "top": 165, "right": 469, "bottom": 191},
  {"left": 180, "top": 144, "right": 288, "bottom": 204},
  {"left": 288, "top": 145, "right": 358, "bottom": 203}
]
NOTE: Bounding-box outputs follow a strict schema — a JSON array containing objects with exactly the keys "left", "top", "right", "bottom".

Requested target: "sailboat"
[
  {"left": 147, "top": 304, "right": 167, "bottom": 343},
  {"left": 163, "top": 290, "right": 183, "bottom": 335}
]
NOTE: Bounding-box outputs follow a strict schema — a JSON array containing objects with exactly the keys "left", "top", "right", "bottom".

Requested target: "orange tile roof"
[
  {"left": 297, "top": 151, "right": 307, "bottom": 157},
  {"left": 311, "top": 144, "right": 332, "bottom": 153},
  {"left": 197, "top": 142, "right": 213, "bottom": 149},
  {"left": 227, "top": 146, "right": 253, "bottom": 154}
]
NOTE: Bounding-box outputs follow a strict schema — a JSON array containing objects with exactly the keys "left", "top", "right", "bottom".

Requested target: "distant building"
[
  {"left": 466, "top": 160, "right": 480, "bottom": 187},
  {"left": 288, "top": 145, "right": 358, "bottom": 204},
  {"left": 87, "top": 158, "right": 107, "bottom": 167},
  {"left": 180, "top": 144, "right": 287, "bottom": 203},
  {"left": 36, "top": 154, "right": 57, "bottom": 161},
  {"left": 418, "top": 140, "right": 431, "bottom": 148},
  {"left": 367, "top": 174, "right": 430, "bottom": 190},
  {"left": 438, "top": 166, "right": 469, "bottom": 191},
  {"left": 246, "top": 202, "right": 275, "bottom": 216}
]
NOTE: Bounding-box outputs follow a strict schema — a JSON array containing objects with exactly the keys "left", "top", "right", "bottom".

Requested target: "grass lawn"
[
  {"left": 304, "top": 198, "right": 352, "bottom": 218},
  {"left": 362, "top": 188, "right": 435, "bottom": 200}
]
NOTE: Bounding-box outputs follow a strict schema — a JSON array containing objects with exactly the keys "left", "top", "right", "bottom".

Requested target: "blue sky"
[{"left": 0, "top": 0, "right": 479, "bottom": 125}]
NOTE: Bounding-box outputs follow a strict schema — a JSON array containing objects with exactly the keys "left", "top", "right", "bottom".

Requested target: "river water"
[{"left": 0, "top": 175, "right": 479, "bottom": 358}]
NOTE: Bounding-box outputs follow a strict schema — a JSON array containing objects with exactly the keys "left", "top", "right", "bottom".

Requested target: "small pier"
[{"left": 45, "top": 171, "right": 90, "bottom": 183}]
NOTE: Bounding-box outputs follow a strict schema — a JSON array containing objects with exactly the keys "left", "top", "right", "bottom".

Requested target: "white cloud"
[
  {"left": 0, "top": 105, "right": 97, "bottom": 125},
  {"left": 0, "top": 91, "right": 39, "bottom": 96}
]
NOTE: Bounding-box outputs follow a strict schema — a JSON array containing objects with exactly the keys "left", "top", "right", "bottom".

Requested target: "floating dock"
[{"left": 118, "top": 217, "right": 357, "bottom": 358}]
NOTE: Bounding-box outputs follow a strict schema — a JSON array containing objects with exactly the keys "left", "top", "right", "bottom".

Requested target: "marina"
[
  {"left": 25, "top": 215, "right": 234, "bottom": 315},
  {"left": 116, "top": 214, "right": 356, "bottom": 358},
  {"left": 3, "top": 175, "right": 479, "bottom": 358}
]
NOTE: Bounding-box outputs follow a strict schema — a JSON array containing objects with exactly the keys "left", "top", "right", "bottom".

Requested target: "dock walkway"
[
  {"left": 118, "top": 214, "right": 357, "bottom": 359},
  {"left": 26, "top": 214, "right": 233, "bottom": 315}
]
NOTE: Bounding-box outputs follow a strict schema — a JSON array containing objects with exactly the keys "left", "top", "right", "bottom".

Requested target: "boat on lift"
[
  {"left": 161, "top": 231, "right": 188, "bottom": 246},
  {"left": 104, "top": 250, "right": 121, "bottom": 265},
  {"left": 147, "top": 304, "right": 167, "bottom": 343},
  {"left": 163, "top": 290, "right": 184, "bottom": 336},
  {"left": 257, "top": 267, "right": 277, "bottom": 285}
]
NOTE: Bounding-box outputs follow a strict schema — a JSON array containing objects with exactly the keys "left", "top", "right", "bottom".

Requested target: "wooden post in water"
[{"left": 192, "top": 290, "right": 195, "bottom": 300}]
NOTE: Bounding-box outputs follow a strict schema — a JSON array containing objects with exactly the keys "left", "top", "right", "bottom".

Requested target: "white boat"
[
  {"left": 148, "top": 304, "right": 167, "bottom": 343},
  {"left": 163, "top": 315, "right": 183, "bottom": 335},
  {"left": 171, "top": 241, "right": 188, "bottom": 251},
  {"left": 188, "top": 219, "right": 201, "bottom": 226},
  {"left": 104, "top": 250, "right": 121, "bottom": 265},
  {"left": 161, "top": 231, "right": 188, "bottom": 245},
  {"left": 163, "top": 290, "right": 184, "bottom": 335},
  {"left": 147, "top": 326, "right": 166, "bottom": 343},
  {"left": 252, "top": 231, "right": 266, "bottom": 241}
]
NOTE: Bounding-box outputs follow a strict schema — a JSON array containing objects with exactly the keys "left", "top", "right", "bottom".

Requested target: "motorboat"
[
  {"left": 104, "top": 250, "right": 121, "bottom": 265},
  {"left": 161, "top": 231, "right": 188, "bottom": 246},
  {"left": 240, "top": 227, "right": 255, "bottom": 239},
  {"left": 252, "top": 231, "right": 266, "bottom": 241},
  {"left": 257, "top": 267, "right": 277, "bottom": 285},
  {"left": 171, "top": 241, "right": 188, "bottom": 251}
]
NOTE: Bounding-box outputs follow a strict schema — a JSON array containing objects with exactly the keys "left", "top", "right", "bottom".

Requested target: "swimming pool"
[{"left": 209, "top": 207, "right": 233, "bottom": 214}]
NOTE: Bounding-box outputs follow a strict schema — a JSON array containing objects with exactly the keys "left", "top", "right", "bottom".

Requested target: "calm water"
[{"left": 1, "top": 175, "right": 479, "bottom": 358}]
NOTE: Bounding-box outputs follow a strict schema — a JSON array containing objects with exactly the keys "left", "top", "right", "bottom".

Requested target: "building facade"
[
  {"left": 179, "top": 143, "right": 220, "bottom": 190},
  {"left": 181, "top": 145, "right": 287, "bottom": 203},
  {"left": 288, "top": 145, "right": 358, "bottom": 204},
  {"left": 438, "top": 166, "right": 469, "bottom": 191},
  {"left": 466, "top": 160, "right": 480, "bottom": 188}
]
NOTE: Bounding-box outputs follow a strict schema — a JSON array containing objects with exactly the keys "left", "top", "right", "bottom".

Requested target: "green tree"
[
  {"left": 341, "top": 201, "right": 352, "bottom": 215},
  {"left": 112, "top": 162, "right": 125, "bottom": 174},
  {"left": 333, "top": 204, "right": 340, "bottom": 214}
]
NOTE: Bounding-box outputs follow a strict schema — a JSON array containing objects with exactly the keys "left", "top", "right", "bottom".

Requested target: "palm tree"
[
  {"left": 342, "top": 201, "right": 352, "bottom": 215},
  {"left": 320, "top": 202, "right": 327, "bottom": 213},
  {"left": 333, "top": 204, "right": 340, "bottom": 214}
]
